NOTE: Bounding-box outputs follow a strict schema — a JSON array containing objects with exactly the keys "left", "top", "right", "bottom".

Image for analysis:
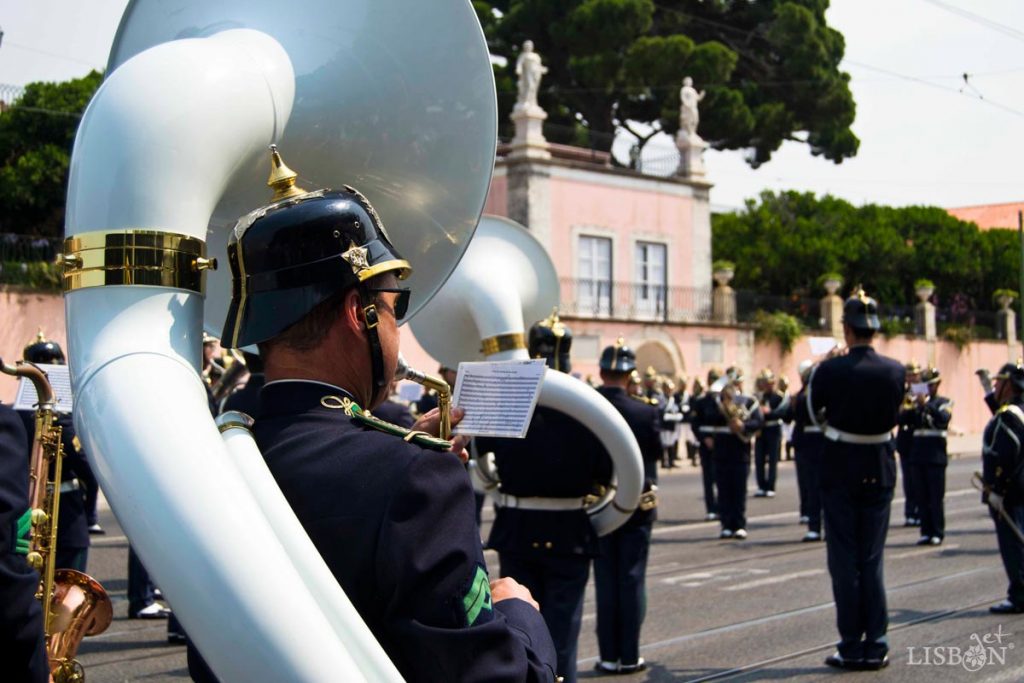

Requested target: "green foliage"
[
  {"left": 993, "top": 288, "right": 1018, "bottom": 305},
  {"left": 712, "top": 259, "right": 735, "bottom": 272},
  {"left": 0, "top": 261, "right": 62, "bottom": 291},
  {"left": 914, "top": 278, "right": 935, "bottom": 291},
  {"left": 879, "top": 317, "right": 912, "bottom": 340},
  {"left": 753, "top": 309, "right": 803, "bottom": 354},
  {"left": 482, "top": 0, "right": 858, "bottom": 165},
  {"left": 0, "top": 71, "right": 102, "bottom": 237},
  {"left": 942, "top": 324, "right": 973, "bottom": 352},
  {"left": 712, "top": 191, "right": 1018, "bottom": 306}
]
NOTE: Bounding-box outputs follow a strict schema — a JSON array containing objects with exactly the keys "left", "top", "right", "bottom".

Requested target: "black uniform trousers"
[
  {"left": 715, "top": 458, "right": 750, "bottom": 532},
  {"left": 896, "top": 433, "right": 918, "bottom": 521},
  {"left": 500, "top": 552, "right": 589, "bottom": 683},
  {"left": 795, "top": 435, "right": 823, "bottom": 534},
  {"left": 992, "top": 504, "right": 1024, "bottom": 607},
  {"left": 822, "top": 483, "right": 893, "bottom": 660},
  {"left": 594, "top": 520, "right": 651, "bottom": 666},
  {"left": 698, "top": 441, "right": 718, "bottom": 515},
  {"left": 910, "top": 463, "right": 947, "bottom": 539},
  {"left": 754, "top": 427, "right": 781, "bottom": 493}
]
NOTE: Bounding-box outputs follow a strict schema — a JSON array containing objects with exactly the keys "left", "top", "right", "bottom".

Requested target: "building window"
[
  {"left": 578, "top": 235, "right": 612, "bottom": 316},
  {"left": 700, "top": 338, "right": 724, "bottom": 365},
  {"left": 635, "top": 241, "right": 667, "bottom": 318}
]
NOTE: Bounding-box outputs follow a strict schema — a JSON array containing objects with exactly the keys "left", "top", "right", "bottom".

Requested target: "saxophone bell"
[{"left": 395, "top": 353, "right": 452, "bottom": 440}]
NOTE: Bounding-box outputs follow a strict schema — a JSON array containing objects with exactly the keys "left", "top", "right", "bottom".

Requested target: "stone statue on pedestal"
[
  {"left": 515, "top": 40, "right": 548, "bottom": 112},
  {"left": 676, "top": 76, "right": 708, "bottom": 178}
]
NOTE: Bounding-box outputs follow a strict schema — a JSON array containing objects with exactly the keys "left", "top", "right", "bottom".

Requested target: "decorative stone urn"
[
  {"left": 713, "top": 267, "right": 734, "bottom": 288},
  {"left": 915, "top": 283, "right": 935, "bottom": 303},
  {"left": 822, "top": 276, "right": 842, "bottom": 296},
  {"left": 996, "top": 293, "right": 1016, "bottom": 310}
]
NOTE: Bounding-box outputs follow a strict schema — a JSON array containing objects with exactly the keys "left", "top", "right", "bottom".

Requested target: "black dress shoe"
[
  {"left": 989, "top": 600, "right": 1024, "bottom": 614},
  {"left": 860, "top": 655, "right": 889, "bottom": 670},
  {"left": 824, "top": 653, "right": 862, "bottom": 670}
]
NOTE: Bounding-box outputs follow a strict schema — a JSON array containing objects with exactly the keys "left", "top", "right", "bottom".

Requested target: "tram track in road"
[
  {"left": 642, "top": 487, "right": 984, "bottom": 582},
  {"left": 675, "top": 593, "right": 1000, "bottom": 682},
  {"left": 577, "top": 562, "right": 1004, "bottom": 675}
]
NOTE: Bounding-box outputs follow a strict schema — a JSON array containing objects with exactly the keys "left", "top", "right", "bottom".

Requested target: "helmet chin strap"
[{"left": 359, "top": 287, "right": 389, "bottom": 405}]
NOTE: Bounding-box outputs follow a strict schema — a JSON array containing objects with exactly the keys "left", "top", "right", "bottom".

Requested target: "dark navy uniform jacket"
[
  {"left": 255, "top": 381, "right": 557, "bottom": 682},
  {"left": 759, "top": 391, "right": 786, "bottom": 435},
  {"left": 896, "top": 394, "right": 916, "bottom": 457},
  {"left": 689, "top": 391, "right": 725, "bottom": 444},
  {"left": 596, "top": 387, "right": 662, "bottom": 526},
  {"left": 711, "top": 393, "right": 764, "bottom": 462},
  {"left": 907, "top": 395, "right": 952, "bottom": 465},
  {"left": 477, "top": 407, "right": 613, "bottom": 558},
  {"left": 19, "top": 411, "right": 90, "bottom": 551},
  {"left": 372, "top": 399, "right": 415, "bottom": 429},
  {"left": 0, "top": 404, "right": 48, "bottom": 682},
  {"left": 789, "top": 387, "right": 824, "bottom": 452},
  {"left": 221, "top": 372, "right": 265, "bottom": 417},
  {"left": 810, "top": 345, "right": 905, "bottom": 489},
  {"left": 982, "top": 397, "right": 1024, "bottom": 504}
]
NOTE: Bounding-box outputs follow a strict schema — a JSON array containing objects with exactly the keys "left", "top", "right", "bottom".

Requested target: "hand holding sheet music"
[{"left": 451, "top": 359, "right": 545, "bottom": 438}]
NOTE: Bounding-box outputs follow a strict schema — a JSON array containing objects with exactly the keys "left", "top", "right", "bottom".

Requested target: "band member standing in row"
[
  {"left": 908, "top": 367, "right": 953, "bottom": 546},
  {"left": 690, "top": 369, "right": 723, "bottom": 521},
  {"left": 0, "top": 401, "right": 49, "bottom": 683},
  {"left": 712, "top": 371, "right": 763, "bottom": 539},
  {"left": 211, "top": 156, "right": 558, "bottom": 682},
  {"left": 593, "top": 340, "right": 662, "bottom": 675},
  {"left": 790, "top": 360, "right": 824, "bottom": 542},
  {"left": 754, "top": 368, "right": 785, "bottom": 498},
  {"left": 809, "top": 289, "right": 904, "bottom": 671},
  {"left": 897, "top": 361, "right": 923, "bottom": 527},
  {"left": 477, "top": 314, "right": 612, "bottom": 683},
  {"left": 981, "top": 362, "right": 1024, "bottom": 614}
]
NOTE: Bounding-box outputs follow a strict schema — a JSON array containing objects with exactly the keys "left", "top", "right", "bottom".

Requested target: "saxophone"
[{"left": 1, "top": 359, "right": 112, "bottom": 683}]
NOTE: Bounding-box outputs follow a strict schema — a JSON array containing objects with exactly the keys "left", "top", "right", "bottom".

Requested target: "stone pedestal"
[
  {"left": 675, "top": 131, "right": 708, "bottom": 178},
  {"left": 506, "top": 159, "right": 552, "bottom": 248},
  {"left": 915, "top": 301, "right": 936, "bottom": 340},
  {"left": 712, "top": 285, "right": 736, "bottom": 324},
  {"left": 998, "top": 308, "right": 1017, "bottom": 344},
  {"left": 820, "top": 294, "right": 843, "bottom": 338},
  {"left": 508, "top": 106, "right": 551, "bottom": 161}
]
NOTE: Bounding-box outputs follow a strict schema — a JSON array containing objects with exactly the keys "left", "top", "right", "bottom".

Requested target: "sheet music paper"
[
  {"left": 451, "top": 359, "right": 545, "bottom": 438},
  {"left": 13, "top": 363, "right": 74, "bottom": 413},
  {"left": 808, "top": 336, "right": 838, "bottom": 356}
]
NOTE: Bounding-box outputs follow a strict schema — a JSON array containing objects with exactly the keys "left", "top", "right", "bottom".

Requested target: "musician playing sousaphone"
[
  {"left": 211, "top": 149, "right": 558, "bottom": 682},
  {"left": 710, "top": 368, "right": 764, "bottom": 540}
]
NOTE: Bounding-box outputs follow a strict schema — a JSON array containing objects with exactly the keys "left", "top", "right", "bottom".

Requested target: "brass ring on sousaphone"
[
  {"left": 63, "top": 0, "right": 496, "bottom": 679},
  {"left": 409, "top": 215, "right": 645, "bottom": 536}
]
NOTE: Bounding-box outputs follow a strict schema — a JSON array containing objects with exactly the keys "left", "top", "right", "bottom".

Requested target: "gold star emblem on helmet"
[{"left": 342, "top": 243, "right": 370, "bottom": 276}]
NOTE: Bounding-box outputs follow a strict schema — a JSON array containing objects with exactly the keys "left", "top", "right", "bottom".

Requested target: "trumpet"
[
  {"left": 1, "top": 358, "right": 112, "bottom": 683},
  {"left": 395, "top": 354, "right": 452, "bottom": 440}
]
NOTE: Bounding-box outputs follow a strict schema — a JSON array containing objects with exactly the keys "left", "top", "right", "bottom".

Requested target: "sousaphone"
[
  {"left": 410, "top": 215, "right": 644, "bottom": 536},
  {"left": 62, "top": 1, "right": 495, "bottom": 680}
]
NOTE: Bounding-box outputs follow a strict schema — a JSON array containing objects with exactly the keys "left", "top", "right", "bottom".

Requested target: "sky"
[{"left": 0, "top": 0, "right": 1022, "bottom": 211}]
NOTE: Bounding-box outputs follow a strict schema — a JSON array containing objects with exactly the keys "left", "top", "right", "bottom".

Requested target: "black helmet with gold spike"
[
  {"left": 842, "top": 286, "right": 881, "bottom": 331},
  {"left": 599, "top": 337, "right": 637, "bottom": 373},
  {"left": 221, "top": 147, "right": 411, "bottom": 391},
  {"left": 23, "top": 329, "right": 65, "bottom": 364},
  {"left": 528, "top": 308, "right": 572, "bottom": 373}
]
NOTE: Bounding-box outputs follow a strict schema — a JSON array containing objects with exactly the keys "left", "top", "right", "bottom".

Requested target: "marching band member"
[
  {"left": 214, "top": 160, "right": 557, "bottom": 682},
  {"left": 711, "top": 370, "right": 763, "bottom": 539},
  {"left": 809, "top": 289, "right": 904, "bottom": 671},
  {"left": 907, "top": 367, "right": 953, "bottom": 545}
]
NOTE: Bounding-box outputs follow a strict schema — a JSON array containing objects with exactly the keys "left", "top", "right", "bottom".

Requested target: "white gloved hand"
[{"left": 989, "top": 492, "right": 1005, "bottom": 515}]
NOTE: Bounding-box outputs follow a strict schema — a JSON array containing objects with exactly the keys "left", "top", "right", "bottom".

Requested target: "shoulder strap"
[{"left": 321, "top": 394, "right": 452, "bottom": 451}]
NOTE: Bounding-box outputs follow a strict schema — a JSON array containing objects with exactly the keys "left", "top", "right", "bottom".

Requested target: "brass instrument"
[
  {"left": 395, "top": 354, "right": 452, "bottom": 440},
  {"left": 712, "top": 375, "right": 755, "bottom": 443},
  {"left": 1, "top": 359, "right": 112, "bottom": 683}
]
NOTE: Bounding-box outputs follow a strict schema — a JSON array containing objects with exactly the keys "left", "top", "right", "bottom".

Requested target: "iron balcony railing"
[{"left": 559, "top": 278, "right": 713, "bottom": 323}]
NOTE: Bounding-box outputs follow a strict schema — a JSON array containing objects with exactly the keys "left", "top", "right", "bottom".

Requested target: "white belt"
[
  {"left": 764, "top": 420, "right": 782, "bottom": 427},
  {"left": 804, "top": 426, "right": 822, "bottom": 433},
  {"left": 913, "top": 429, "right": 948, "bottom": 438},
  {"left": 824, "top": 427, "right": 892, "bottom": 444},
  {"left": 697, "top": 426, "right": 715, "bottom": 434},
  {"left": 707, "top": 426, "right": 734, "bottom": 434},
  {"left": 59, "top": 478, "right": 80, "bottom": 493},
  {"left": 494, "top": 493, "right": 589, "bottom": 511}
]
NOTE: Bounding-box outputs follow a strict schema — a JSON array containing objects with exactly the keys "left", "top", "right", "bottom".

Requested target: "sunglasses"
[{"left": 366, "top": 287, "right": 411, "bottom": 321}]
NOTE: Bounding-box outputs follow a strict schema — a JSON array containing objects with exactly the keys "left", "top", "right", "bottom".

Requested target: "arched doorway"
[{"left": 635, "top": 340, "right": 678, "bottom": 380}]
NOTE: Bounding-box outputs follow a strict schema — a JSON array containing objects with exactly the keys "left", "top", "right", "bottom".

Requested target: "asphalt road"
[{"left": 73, "top": 451, "right": 1024, "bottom": 682}]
